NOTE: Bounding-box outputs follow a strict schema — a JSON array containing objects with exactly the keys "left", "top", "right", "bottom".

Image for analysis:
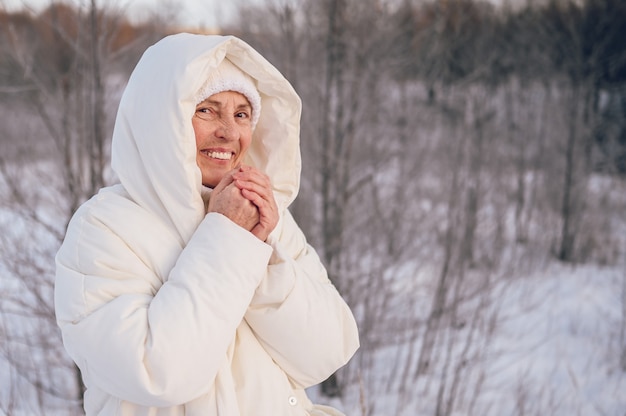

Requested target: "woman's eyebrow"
[
  {"left": 200, "top": 99, "right": 251, "bottom": 111},
  {"left": 201, "top": 99, "right": 222, "bottom": 107},
  {"left": 235, "top": 103, "right": 252, "bottom": 111}
]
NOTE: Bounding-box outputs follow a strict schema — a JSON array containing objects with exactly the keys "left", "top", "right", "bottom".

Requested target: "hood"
[{"left": 110, "top": 33, "right": 302, "bottom": 244}]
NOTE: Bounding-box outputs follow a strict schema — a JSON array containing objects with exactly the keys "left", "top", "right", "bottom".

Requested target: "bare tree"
[
  {"left": 538, "top": 0, "right": 626, "bottom": 262},
  {"left": 0, "top": 2, "right": 162, "bottom": 412}
]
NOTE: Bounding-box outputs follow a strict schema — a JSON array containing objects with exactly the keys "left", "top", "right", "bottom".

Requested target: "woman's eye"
[
  {"left": 235, "top": 111, "right": 249, "bottom": 119},
  {"left": 195, "top": 107, "right": 214, "bottom": 119}
]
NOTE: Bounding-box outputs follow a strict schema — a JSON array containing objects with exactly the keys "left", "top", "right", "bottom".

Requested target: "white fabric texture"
[
  {"left": 195, "top": 57, "right": 262, "bottom": 130},
  {"left": 54, "top": 33, "right": 359, "bottom": 416}
]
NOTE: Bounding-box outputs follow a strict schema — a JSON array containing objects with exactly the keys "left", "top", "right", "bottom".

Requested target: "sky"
[
  {"left": 0, "top": 0, "right": 266, "bottom": 29},
  {"left": 1, "top": 0, "right": 519, "bottom": 29}
]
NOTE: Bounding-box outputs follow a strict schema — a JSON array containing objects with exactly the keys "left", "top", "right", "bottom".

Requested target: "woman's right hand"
[{"left": 207, "top": 168, "right": 260, "bottom": 232}]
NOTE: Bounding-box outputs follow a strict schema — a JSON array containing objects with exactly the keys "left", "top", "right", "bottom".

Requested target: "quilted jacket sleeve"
[
  {"left": 55, "top": 202, "right": 272, "bottom": 407},
  {"left": 244, "top": 210, "right": 360, "bottom": 388}
]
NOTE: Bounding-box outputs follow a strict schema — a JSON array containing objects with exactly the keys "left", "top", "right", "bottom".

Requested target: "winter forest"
[{"left": 0, "top": 0, "right": 625, "bottom": 414}]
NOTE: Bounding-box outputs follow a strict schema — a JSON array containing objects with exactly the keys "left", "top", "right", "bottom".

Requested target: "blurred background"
[{"left": 0, "top": 0, "right": 625, "bottom": 414}]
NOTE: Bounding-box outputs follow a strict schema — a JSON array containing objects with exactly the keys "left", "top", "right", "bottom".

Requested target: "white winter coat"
[{"left": 54, "top": 33, "right": 359, "bottom": 415}]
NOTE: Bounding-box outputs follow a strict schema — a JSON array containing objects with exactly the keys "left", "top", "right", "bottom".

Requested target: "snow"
[
  {"left": 308, "top": 262, "right": 626, "bottom": 416},
  {"left": 483, "top": 264, "right": 625, "bottom": 415}
]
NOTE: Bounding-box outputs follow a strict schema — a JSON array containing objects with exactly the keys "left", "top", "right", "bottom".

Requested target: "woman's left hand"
[{"left": 233, "top": 165, "right": 279, "bottom": 241}]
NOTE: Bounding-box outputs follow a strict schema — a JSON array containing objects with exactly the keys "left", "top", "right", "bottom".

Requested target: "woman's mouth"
[{"left": 202, "top": 150, "right": 233, "bottom": 160}]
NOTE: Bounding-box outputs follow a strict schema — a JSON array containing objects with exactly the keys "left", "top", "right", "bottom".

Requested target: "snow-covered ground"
[
  {"left": 310, "top": 262, "right": 626, "bottom": 416},
  {"left": 480, "top": 263, "right": 625, "bottom": 416}
]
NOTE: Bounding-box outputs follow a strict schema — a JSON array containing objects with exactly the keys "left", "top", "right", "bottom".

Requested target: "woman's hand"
[
  {"left": 232, "top": 165, "right": 278, "bottom": 242},
  {"left": 208, "top": 169, "right": 260, "bottom": 232}
]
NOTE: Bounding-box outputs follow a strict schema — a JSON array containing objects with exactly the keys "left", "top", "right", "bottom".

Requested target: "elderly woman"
[{"left": 54, "top": 33, "right": 359, "bottom": 416}]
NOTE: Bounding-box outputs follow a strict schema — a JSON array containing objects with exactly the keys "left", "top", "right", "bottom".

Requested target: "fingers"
[
  {"left": 206, "top": 164, "right": 278, "bottom": 241},
  {"left": 234, "top": 167, "right": 276, "bottom": 211},
  {"left": 207, "top": 179, "right": 260, "bottom": 232},
  {"left": 233, "top": 165, "right": 278, "bottom": 241},
  {"left": 211, "top": 167, "right": 238, "bottom": 195},
  {"left": 240, "top": 187, "right": 268, "bottom": 211},
  {"left": 233, "top": 165, "right": 271, "bottom": 186},
  {"left": 232, "top": 166, "right": 273, "bottom": 201}
]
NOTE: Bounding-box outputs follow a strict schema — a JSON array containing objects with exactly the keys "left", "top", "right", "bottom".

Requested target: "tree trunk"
[{"left": 558, "top": 84, "right": 580, "bottom": 262}]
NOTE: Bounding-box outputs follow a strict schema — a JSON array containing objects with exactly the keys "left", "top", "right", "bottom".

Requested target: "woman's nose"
[{"left": 215, "top": 119, "right": 238, "bottom": 140}]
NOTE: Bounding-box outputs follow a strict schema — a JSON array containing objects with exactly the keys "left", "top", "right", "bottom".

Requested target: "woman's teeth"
[{"left": 207, "top": 151, "right": 232, "bottom": 160}]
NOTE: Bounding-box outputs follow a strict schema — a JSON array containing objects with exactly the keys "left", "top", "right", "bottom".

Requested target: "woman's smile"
[{"left": 202, "top": 150, "right": 234, "bottom": 160}]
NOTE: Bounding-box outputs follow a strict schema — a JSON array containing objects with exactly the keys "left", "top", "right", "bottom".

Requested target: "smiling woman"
[
  {"left": 193, "top": 91, "right": 254, "bottom": 188},
  {"left": 53, "top": 33, "right": 359, "bottom": 416},
  {"left": 191, "top": 58, "right": 259, "bottom": 188}
]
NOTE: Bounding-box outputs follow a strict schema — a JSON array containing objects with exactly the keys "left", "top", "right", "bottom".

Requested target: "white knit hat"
[{"left": 195, "top": 58, "right": 262, "bottom": 130}]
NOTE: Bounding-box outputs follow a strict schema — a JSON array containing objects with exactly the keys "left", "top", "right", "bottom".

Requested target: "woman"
[{"left": 54, "top": 33, "right": 359, "bottom": 415}]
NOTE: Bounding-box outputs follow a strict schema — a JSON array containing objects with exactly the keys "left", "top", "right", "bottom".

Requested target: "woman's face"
[{"left": 192, "top": 91, "right": 253, "bottom": 188}]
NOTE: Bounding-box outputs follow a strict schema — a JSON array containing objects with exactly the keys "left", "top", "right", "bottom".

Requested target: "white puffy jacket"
[{"left": 55, "top": 33, "right": 359, "bottom": 416}]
